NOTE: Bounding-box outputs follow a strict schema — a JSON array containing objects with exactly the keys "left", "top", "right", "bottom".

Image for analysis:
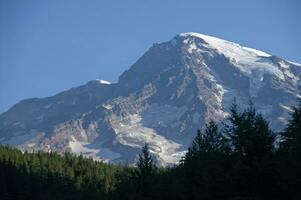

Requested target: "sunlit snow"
[
  {"left": 180, "top": 32, "right": 285, "bottom": 80},
  {"left": 96, "top": 79, "right": 111, "bottom": 84}
]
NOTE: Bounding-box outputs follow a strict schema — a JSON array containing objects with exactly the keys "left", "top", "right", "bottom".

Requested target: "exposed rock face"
[{"left": 1, "top": 32, "right": 301, "bottom": 165}]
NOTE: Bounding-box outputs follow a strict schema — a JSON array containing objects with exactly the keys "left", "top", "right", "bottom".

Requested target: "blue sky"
[{"left": 0, "top": 0, "right": 300, "bottom": 113}]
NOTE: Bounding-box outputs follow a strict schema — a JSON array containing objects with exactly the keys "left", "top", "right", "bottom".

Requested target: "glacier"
[{"left": 1, "top": 32, "right": 300, "bottom": 165}]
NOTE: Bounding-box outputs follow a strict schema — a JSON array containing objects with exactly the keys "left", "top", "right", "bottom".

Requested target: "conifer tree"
[
  {"left": 183, "top": 120, "right": 231, "bottom": 200},
  {"left": 224, "top": 103, "right": 277, "bottom": 199},
  {"left": 282, "top": 100, "right": 301, "bottom": 156},
  {"left": 226, "top": 103, "right": 275, "bottom": 162},
  {"left": 137, "top": 143, "right": 155, "bottom": 178},
  {"left": 135, "top": 143, "right": 155, "bottom": 200},
  {"left": 278, "top": 99, "right": 301, "bottom": 199},
  {"left": 184, "top": 120, "right": 229, "bottom": 163}
]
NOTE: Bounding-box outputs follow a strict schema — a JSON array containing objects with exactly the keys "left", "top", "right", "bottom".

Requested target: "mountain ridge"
[{"left": 1, "top": 32, "right": 301, "bottom": 165}]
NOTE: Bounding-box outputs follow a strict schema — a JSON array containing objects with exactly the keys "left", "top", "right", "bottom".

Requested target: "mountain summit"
[{"left": 1, "top": 33, "right": 300, "bottom": 165}]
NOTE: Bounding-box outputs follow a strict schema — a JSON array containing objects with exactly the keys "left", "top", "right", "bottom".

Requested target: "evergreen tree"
[
  {"left": 225, "top": 103, "right": 277, "bottom": 199},
  {"left": 282, "top": 100, "right": 301, "bottom": 156},
  {"left": 137, "top": 144, "right": 155, "bottom": 178},
  {"left": 197, "top": 120, "right": 228, "bottom": 153},
  {"left": 278, "top": 99, "right": 301, "bottom": 199},
  {"left": 183, "top": 120, "right": 231, "bottom": 200},
  {"left": 2, "top": 101, "right": 301, "bottom": 200},
  {"left": 135, "top": 143, "right": 156, "bottom": 200},
  {"left": 0, "top": 145, "right": 118, "bottom": 200},
  {"left": 226, "top": 103, "right": 275, "bottom": 162}
]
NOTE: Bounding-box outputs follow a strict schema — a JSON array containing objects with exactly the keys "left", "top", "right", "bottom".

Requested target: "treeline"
[
  {"left": 0, "top": 101, "right": 301, "bottom": 200},
  {"left": 0, "top": 147, "right": 118, "bottom": 199}
]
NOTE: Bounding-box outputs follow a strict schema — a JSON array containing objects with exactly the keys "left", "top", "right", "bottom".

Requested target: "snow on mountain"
[
  {"left": 96, "top": 79, "right": 111, "bottom": 85},
  {"left": 179, "top": 32, "right": 284, "bottom": 80},
  {"left": 180, "top": 32, "right": 270, "bottom": 56},
  {"left": 1, "top": 32, "right": 300, "bottom": 165}
]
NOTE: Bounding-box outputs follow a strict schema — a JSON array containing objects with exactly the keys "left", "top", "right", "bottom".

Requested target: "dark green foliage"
[
  {"left": 224, "top": 104, "right": 278, "bottom": 199},
  {"left": 186, "top": 120, "right": 229, "bottom": 156},
  {"left": 1, "top": 102, "right": 301, "bottom": 200},
  {"left": 133, "top": 143, "right": 156, "bottom": 200},
  {"left": 278, "top": 99, "right": 301, "bottom": 199},
  {"left": 281, "top": 100, "right": 301, "bottom": 156},
  {"left": 0, "top": 147, "right": 117, "bottom": 200},
  {"left": 112, "top": 166, "right": 137, "bottom": 200},
  {"left": 135, "top": 144, "right": 155, "bottom": 199},
  {"left": 182, "top": 120, "right": 232, "bottom": 200},
  {"left": 226, "top": 103, "right": 275, "bottom": 162},
  {"left": 136, "top": 143, "right": 155, "bottom": 179}
]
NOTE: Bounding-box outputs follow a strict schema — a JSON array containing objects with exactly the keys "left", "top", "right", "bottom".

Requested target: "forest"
[{"left": 0, "top": 101, "right": 300, "bottom": 200}]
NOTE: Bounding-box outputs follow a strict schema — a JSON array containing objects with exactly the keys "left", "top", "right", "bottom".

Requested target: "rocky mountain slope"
[{"left": 1, "top": 32, "right": 301, "bottom": 165}]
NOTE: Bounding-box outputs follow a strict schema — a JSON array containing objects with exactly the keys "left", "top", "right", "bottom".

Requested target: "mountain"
[{"left": 1, "top": 32, "right": 301, "bottom": 165}]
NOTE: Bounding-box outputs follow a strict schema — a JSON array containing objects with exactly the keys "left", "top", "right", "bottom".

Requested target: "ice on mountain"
[
  {"left": 187, "top": 42, "right": 198, "bottom": 53},
  {"left": 96, "top": 79, "right": 111, "bottom": 84},
  {"left": 110, "top": 111, "right": 183, "bottom": 165},
  {"left": 1, "top": 32, "right": 301, "bottom": 165},
  {"left": 180, "top": 32, "right": 285, "bottom": 81}
]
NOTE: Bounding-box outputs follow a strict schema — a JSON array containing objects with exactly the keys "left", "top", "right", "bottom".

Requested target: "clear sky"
[{"left": 0, "top": 0, "right": 300, "bottom": 113}]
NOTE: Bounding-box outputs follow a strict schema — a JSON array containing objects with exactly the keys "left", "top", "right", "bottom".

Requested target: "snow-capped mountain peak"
[
  {"left": 178, "top": 32, "right": 287, "bottom": 81},
  {"left": 1, "top": 32, "right": 300, "bottom": 165},
  {"left": 179, "top": 32, "right": 271, "bottom": 57}
]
